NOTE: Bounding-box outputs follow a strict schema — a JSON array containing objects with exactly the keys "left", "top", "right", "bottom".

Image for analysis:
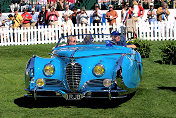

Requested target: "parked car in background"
[{"left": 25, "top": 34, "right": 143, "bottom": 100}]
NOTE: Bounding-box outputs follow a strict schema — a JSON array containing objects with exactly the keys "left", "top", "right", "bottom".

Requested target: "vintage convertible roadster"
[{"left": 25, "top": 34, "right": 143, "bottom": 100}]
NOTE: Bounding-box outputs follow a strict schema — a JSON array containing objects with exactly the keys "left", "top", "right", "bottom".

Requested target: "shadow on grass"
[
  {"left": 14, "top": 92, "right": 135, "bottom": 109},
  {"left": 154, "top": 60, "right": 163, "bottom": 64},
  {"left": 158, "top": 87, "right": 176, "bottom": 92}
]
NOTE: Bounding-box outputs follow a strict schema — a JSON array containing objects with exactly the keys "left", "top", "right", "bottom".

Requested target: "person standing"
[
  {"left": 13, "top": 8, "right": 23, "bottom": 28},
  {"left": 70, "top": 7, "right": 78, "bottom": 25},
  {"left": 77, "top": 7, "right": 89, "bottom": 26},
  {"left": 0, "top": 11, "right": 7, "bottom": 28},
  {"left": 62, "top": 15, "right": 73, "bottom": 34},
  {"left": 105, "top": 5, "right": 118, "bottom": 25},
  {"left": 6, "top": 14, "right": 15, "bottom": 29},
  {"left": 90, "top": 4, "right": 103, "bottom": 26},
  {"left": 63, "top": 4, "right": 73, "bottom": 18},
  {"left": 128, "top": 0, "right": 144, "bottom": 23},
  {"left": 156, "top": 2, "right": 170, "bottom": 22},
  {"left": 48, "top": 6, "right": 59, "bottom": 26},
  {"left": 121, "top": 2, "right": 129, "bottom": 25},
  {"left": 38, "top": 6, "right": 48, "bottom": 26},
  {"left": 21, "top": 7, "right": 32, "bottom": 28},
  {"left": 147, "top": 3, "right": 157, "bottom": 24},
  {"left": 30, "top": 8, "right": 38, "bottom": 27}
]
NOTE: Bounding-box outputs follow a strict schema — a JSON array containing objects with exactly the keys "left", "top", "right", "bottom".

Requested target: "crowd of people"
[
  {"left": 8, "top": 0, "right": 175, "bottom": 13},
  {"left": 0, "top": 0, "right": 172, "bottom": 36}
]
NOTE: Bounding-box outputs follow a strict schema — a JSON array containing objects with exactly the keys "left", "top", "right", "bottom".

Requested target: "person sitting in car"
[
  {"left": 67, "top": 36, "right": 77, "bottom": 45},
  {"left": 111, "top": 31, "right": 136, "bottom": 48}
]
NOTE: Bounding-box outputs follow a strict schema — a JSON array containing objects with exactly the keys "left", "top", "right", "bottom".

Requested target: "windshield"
[{"left": 55, "top": 34, "right": 128, "bottom": 48}]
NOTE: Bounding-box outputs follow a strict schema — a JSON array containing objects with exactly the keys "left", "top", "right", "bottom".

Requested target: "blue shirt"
[
  {"left": 31, "top": 13, "right": 38, "bottom": 23},
  {"left": 112, "top": 36, "right": 127, "bottom": 47}
]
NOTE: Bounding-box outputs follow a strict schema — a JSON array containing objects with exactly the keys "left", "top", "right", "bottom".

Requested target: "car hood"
[{"left": 53, "top": 45, "right": 134, "bottom": 58}]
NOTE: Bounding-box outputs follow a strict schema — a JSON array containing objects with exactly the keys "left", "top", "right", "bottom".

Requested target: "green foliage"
[
  {"left": 131, "top": 39, "right": 151, "bottom": 58},
  {"left": 159, "top": 41, "right": 176, "bottom": 65}
]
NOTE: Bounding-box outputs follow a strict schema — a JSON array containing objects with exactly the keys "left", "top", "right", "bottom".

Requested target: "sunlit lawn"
[{"left": 0, "top": 41, "right": 176, "bottom": 118}]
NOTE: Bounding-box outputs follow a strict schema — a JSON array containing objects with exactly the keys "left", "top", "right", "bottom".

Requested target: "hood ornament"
[{"left": 71, "top": 61, "right": 75, "bottom": 66}]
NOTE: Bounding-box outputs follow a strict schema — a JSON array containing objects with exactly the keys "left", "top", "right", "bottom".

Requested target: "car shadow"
[
  {"left": 14, "top": 92, "right": 135, "bottom": 109},
  {"left": 158, "top": 87, "right": 176, "bottom": 92}
]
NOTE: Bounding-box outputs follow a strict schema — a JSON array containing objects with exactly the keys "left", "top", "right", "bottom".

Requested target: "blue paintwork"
[{"left": 25, "top": 39, "right": 143, "bottom": 99}]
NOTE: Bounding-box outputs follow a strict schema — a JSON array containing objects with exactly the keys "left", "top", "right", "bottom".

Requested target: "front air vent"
[{"left": 66, "top": 62, "right": 82, "bottom": 92}]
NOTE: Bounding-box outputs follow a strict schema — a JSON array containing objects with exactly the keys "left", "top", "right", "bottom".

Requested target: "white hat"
[
  {"left": 31, "top": 8, "right": 35, "bottom": 11},
  {"left": 150, "top": 3, "right": 154, "bottom": 6}
]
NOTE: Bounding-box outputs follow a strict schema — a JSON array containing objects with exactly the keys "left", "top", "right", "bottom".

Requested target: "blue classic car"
[{"left": 25, "top": 34, "right": 143, "bottom": 100}]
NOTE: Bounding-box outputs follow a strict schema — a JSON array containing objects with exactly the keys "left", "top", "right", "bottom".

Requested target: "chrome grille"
[{"left": 66, "top": 63, "right": 82, "bottom": 92}]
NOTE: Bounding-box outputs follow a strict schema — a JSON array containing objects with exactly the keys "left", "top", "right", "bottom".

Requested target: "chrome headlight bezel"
[
  {"left": 103, "top": 79, "right": 112, "bottom": 87},
  {"left": 43, "top": 64, "right": 55, "bottom": 77},
  {"left": 93, "top": 64, "right": 105, "bottom": 77}
]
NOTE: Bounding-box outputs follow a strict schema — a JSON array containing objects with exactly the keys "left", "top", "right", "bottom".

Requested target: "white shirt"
[
  {"left": 78, "top": 12, "right": 89, "bottom": 25},
  {"left": 62, "top": 19, "right": 73, "bottom": 33},
  {"left": 63, "top": 9, "right": 73, "bottom": 17},
  {"left": 133, "top": 5, "right": 139, "bottom": 17}
]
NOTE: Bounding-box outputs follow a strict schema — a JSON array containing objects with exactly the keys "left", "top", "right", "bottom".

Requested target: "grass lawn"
[{"left": 0, "top": 41, "right": 176, "bottom": 118}]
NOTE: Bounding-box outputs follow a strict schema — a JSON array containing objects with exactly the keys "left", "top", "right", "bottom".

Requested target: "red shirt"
[
  {"left": 21, "top": 12, "right": 32, "bottom": 24},
  {"left": 65, "top": 0, "right": 76, "bottom": 3},
  {"left": 48, "top": 0, "right": 57, "bottom": 4},
  {"left": 128, "top": 5, "right": 144, "bottom": 17}
]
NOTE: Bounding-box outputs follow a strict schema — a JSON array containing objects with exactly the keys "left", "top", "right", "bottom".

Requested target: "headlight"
[
  {"left": 44, "top": 64, "right": 55, "bottom": 76},
  {"left": 36, "top": 78, "right": 45, "bottom": 87},
  {"left": 103, "top": 79, "right": 112, "bottom": 87},
  {"left": 93, "top": 64, "right": 105, "bottom": 77}
]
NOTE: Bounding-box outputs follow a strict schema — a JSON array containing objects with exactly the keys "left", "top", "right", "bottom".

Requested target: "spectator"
[
  {"left": 98, "top": 0, "right": 102, "bottom": 9},
  {"left": 34, "top": 1, "right": 41, "bottom": 12},
  {"left": 154, "top": 0, "right": 162, "bottom": 9},
  {"left": 31, "top": 8, "right": 38, "bottom": 27},
  {"left": 56, "top": 0, "right": 64, "bottom": 11},
  {"left": 21, "top": 7, "right": 32, "bottom": 28},
  {"left": 90, "top": 4, "right": 103, "bottom": 26},
  {"left": 105, "top": 5, "right": 118, "bottom": 25},
  {"left": 0, "top": 11, "right": 7, "bottom": 28},
  {"left": 26, "top": 2, "right": 32, "bottom": 12},
  {"left": 101, "top": 0, "right": 110, "bottom": 10},
  {"left": 49, "top": 0, "right": 57, "bottom": 5},
  {"left": 20, "top": 0, "right": 27, "bottom": 12},
  {"left": 48, "top": 6, "right": 59, "bottom": 26},
  {"left": 6, "top": 14, "right": 15, "bottom": 29},
  {"left": 11, "top": 3, "right": 15, "bottom": 12},
  {"left": 128, "top": 0, "right": 144, "bottom": 22},
  {"left": 121, "top": 2, "right": 129, "bottom": 25},
  {"left": 77, "top": 7, "right": 89, "bottom": 26},
  {"left": 156, "top": 2, "right": 170, "bottom": 22},
  {"left": 143, "top": 0, "right": 149, "bottom": 9},
  {"left": 62, "top": 15, "right": 73, "bottom": 34},
  {"left": 63, "top": 4, "right": 72, "bottom": 17},
  {"left": 38, "top": 6, "right": 48, "bottom": 26},
  {"left": 39, "top": 0, "right": 47, "bottom": 7},
  {"left": 13, "top": 8, "right": 23, "bottom": 28},
  {"left": 147, "top": 3, "right": 157, "bottom": 24},
  {"left": 70, "top": 7, "right": 78, "bottom": 25}
]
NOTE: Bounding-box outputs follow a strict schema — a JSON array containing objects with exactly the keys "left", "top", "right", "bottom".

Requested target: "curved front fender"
[{"left": 122, "top": 56, "right": 140, "bottom": 88}]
